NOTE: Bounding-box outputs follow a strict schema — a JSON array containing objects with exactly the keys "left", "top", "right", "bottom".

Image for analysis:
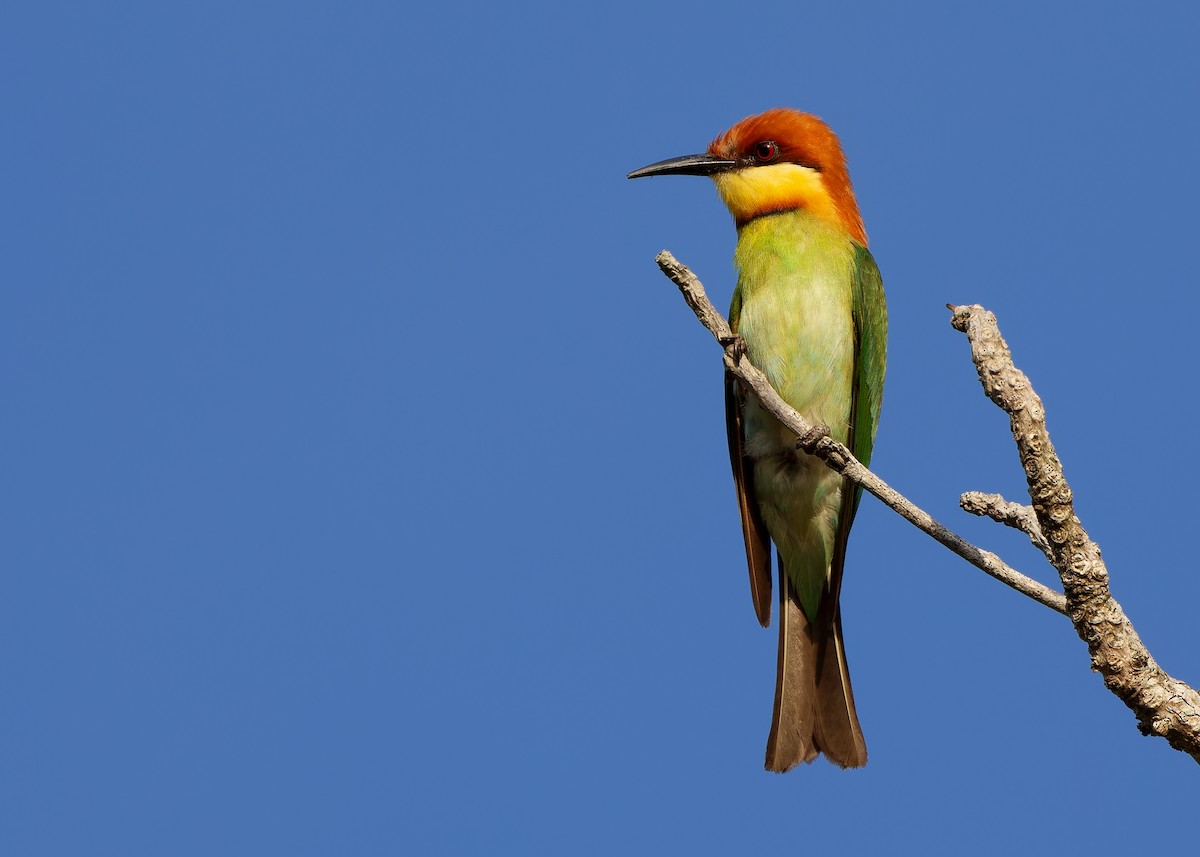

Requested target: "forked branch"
[{"left": 950, "top": 304, "right": 1200, "bottom": 760}]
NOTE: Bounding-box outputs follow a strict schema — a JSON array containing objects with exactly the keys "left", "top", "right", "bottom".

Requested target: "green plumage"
[{"left": 729, "top": 210, "right": 886, "bottom": 621}]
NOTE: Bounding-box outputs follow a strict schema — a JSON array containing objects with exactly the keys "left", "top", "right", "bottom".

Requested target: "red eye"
[{"left": 754, "top": 141, "right": 779, "bottom": 161}]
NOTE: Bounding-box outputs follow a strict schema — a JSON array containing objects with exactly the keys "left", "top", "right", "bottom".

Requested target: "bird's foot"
[
  {"left": 795, "top": 423, "right": 831, "bottom": 450},
  {"left": 719, "top": 333, "right": 748, "bottom": 363}
]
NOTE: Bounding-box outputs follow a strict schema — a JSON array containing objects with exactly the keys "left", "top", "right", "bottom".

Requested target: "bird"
[{"left": 628, "top": 108, "right": 886, "bottom": 770}]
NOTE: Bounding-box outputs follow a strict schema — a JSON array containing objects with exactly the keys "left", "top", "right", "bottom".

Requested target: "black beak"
[{"left": 627, "top": 153, "right": 737, "bottom": 179}]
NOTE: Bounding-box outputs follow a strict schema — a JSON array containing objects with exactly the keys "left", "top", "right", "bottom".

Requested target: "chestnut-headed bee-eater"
[{"left": 628, "top": 109, "right": 886, "bottom": 770}]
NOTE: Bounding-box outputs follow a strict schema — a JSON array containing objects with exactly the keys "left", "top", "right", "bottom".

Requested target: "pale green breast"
[{"left": 732, "top": 211, "right": 858, "bottom": 450}]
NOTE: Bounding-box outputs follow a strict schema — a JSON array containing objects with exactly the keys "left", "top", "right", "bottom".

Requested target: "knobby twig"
[
  {"left": 960, "top": 491, "right": 1055, "bottom": 563},
  {"left": 950, "top": 304, "right": 1200, "bottom": 760},
  {"left": 654, "top": 248, "right": 1200, "bottom": 762}
]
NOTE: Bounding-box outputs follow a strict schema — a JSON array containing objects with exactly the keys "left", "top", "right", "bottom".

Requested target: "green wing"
[
  {"left": 848, "top": 244, "right": 887, "bottom": 509},
  {"left": 825, "top": 244, "right": 887, "bottom": 614}
]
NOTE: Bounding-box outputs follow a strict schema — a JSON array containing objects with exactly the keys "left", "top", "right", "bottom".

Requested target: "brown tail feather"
[
  {"left": 765, "top": 572, "right": 867, "bottom": 771},
  {"left": 765, "top": 577, "right": 818, "bottom": 771},
  {"left": 813, "top": 611, "right": 867, "bottom": 767}
]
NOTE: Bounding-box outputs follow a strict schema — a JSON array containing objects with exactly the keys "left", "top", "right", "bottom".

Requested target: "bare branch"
[
  {"left": 654, "top": 250, "right": 1067, "bottom": 615},
  {"left": 950, "top": 304, "right": 1200, "bottom": 762},
  {"left": 960, "top": 490, "right": 1055, "bottom": 563}
]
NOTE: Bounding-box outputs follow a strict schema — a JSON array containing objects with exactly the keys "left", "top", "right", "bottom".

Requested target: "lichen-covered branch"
[
  {"left": 960, "top": 490, "right": 1055, "bottom": 563},
  {"left": 654, "top": 250, "right": 1066, "bottom": 615},
  {"left": 949, "top": 304, "right": 1200, "bottom": 762}
]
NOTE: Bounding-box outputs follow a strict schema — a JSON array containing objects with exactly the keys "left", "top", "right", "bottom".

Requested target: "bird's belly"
[{"left": 736, "top": 282, "right": 855, "bottom": 459}]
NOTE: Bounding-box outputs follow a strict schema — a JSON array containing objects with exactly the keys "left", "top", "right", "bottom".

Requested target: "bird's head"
[{"left": 628, "top": 108, "right": 866, "bottom": 245}]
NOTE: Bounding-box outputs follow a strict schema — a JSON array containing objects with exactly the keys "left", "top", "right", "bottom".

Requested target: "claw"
[
  {"left": 719, "top": 333, "right": 748, "bottom": 363},
  {"left": 795, "top": 423, "right": 831, "bottom": 449}
]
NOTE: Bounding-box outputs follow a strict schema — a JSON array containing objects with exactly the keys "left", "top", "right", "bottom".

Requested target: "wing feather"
[
  {"left": 725, "top": 370, "right": 772, "bottom": 627},
  {"left": 827, "top": 244, "right": 887, "bottom": 611}
]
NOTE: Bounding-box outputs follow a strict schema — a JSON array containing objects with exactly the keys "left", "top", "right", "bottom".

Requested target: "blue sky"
[{"left": 4, "top": 1, "right": 1199, "bottom": 854}]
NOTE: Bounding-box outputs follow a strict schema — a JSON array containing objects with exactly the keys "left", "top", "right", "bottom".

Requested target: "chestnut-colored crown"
[{"left": 707, "top": 108, "right": 866, "bottom": 244}]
